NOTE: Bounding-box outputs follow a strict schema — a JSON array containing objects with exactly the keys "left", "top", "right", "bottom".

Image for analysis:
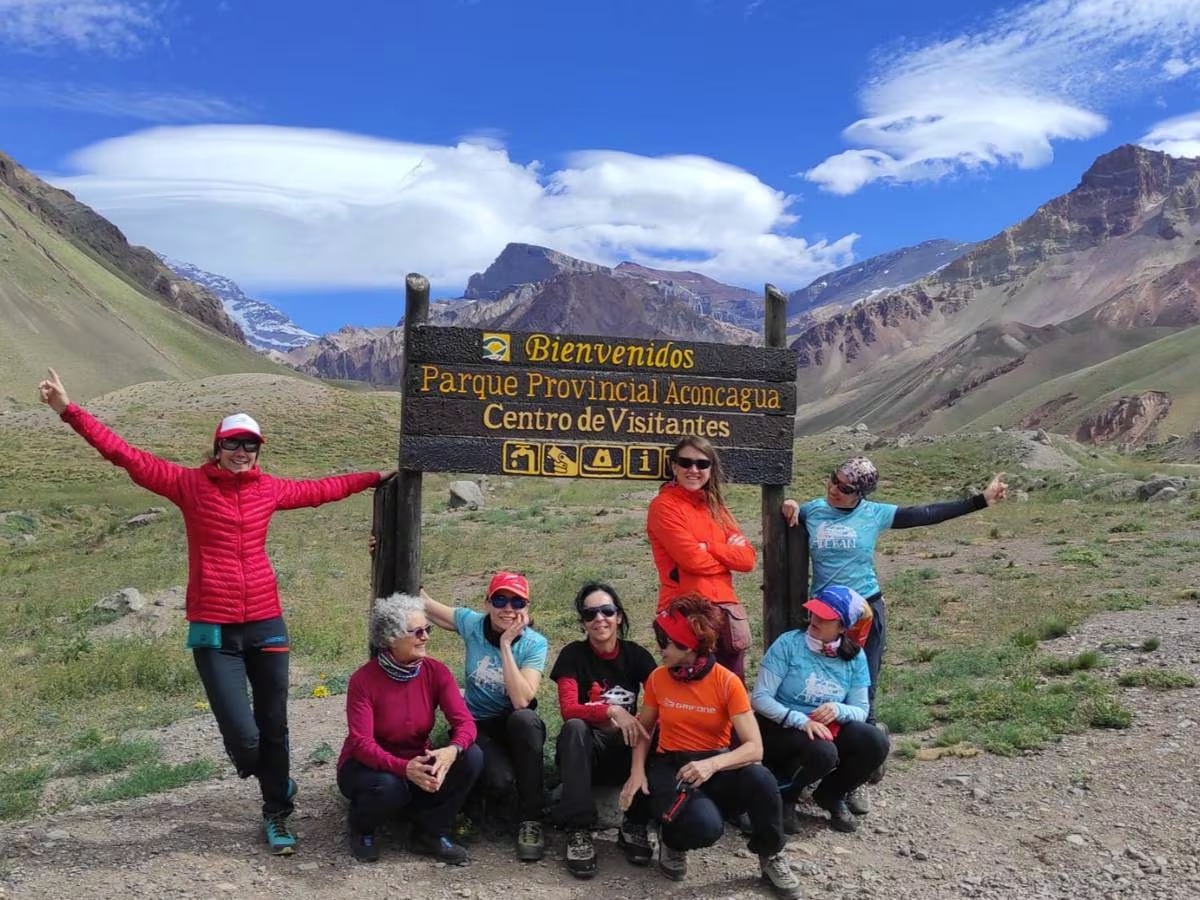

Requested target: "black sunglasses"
[
  {"left": 219, "top": 437, "right": 261, "bottom": 452},
  {"left": 674, "top": 457, "right": 712, "bottom": 471},
  {"left": 653, "top": 631, "right": 689, "bottom": 651},
  {"left": 581, "top": 604, "right": 618, "bottom": 622},
  {"left": 830, "top": 471, "right": 858, "bottom": 495},
  {"left": 489, "top": 594, "right": 528, "bottom": 610}
]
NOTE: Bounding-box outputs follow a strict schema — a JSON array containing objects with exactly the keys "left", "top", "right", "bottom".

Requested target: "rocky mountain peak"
[{"left": 464, "top": 242, "right": 609, "bottom": 300}]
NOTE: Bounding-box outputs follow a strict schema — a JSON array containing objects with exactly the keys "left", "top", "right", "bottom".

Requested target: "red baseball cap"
[{"left": 487, "top": 571, "right": 529, "bottom": 601}]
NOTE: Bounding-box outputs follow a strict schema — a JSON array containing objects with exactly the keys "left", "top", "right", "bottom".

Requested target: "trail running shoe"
[
  {"left": 349, "top": 831, "right": 379, "bottom": 863},
  {"left": 846, "top": 784, "right": 871, "bottom": 815},
  {"left": 617, "top": 818, "right": 652, "bottom": 866},
  {"left": 410, "top": 830, "right": 470, "bottom": 866},
  {"left": 263, "top": 814, "right": 297, "bottom": 855},
  {"left": 658, "top": 843, "right": 687, "bottom": 881},
  {"left": 760, "top": 851, "right": 802, "bottom": 899},
  {"left": 516, "top": 820, "right": 544, "bottom": 861},
  {"left": 565, "top": 829, "right": 597, "bottom": 879}
]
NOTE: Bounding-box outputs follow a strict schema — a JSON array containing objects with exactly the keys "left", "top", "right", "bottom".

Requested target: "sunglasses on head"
[
  {"left": 581, "top": 604, "right": 618, "bottom": 622},
  {"left": 404, "top": 625, "right": 433, "bottom": 639},
  {"left": 673, "top": 456, "right": 712, "bottom": 471},
  {"left": 830, "top": 471, "right": 858, "bottom": 495},
  {"left": 489, "top": 593, "right": 528, "bottom": 610},
  {"left": 219, "top": 437, "right": 261, "bottom": 453}
]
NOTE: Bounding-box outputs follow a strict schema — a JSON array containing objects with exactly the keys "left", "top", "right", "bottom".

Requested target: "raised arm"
[
  {"left": 420, "top": 588, "right": 459, "bottom": 633},
  {"left": 41, "top": 368, "right": 186, "bottom": 504},
  {"left": 272, "top": 470, "right": 388, "bottom": 510},
  {"left": 891, "top": 473, "right": 1006, "bottom": 529},
  {"left": 498, "top": 611, "right": 542, "bottom": 709}
]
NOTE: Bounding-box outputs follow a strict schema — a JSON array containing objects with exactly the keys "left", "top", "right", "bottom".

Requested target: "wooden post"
[
  {"left": 761, "top": 284, "right": 790, "bottom": 646},
  {"left": 395, "top": 273, "right": 429, "bottom": 595}
]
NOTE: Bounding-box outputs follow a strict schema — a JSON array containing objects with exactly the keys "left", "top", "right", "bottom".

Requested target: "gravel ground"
[{"left": 2, "top": 603, "right": 1198, "bottom": 900}]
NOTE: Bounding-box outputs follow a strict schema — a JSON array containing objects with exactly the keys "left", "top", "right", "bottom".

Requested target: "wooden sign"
[{"left": 400, "top": 326, "right": 797, "bottom": 484}]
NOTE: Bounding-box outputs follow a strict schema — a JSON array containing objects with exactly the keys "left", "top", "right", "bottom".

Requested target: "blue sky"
[{"left": 3, "top": 0, "right": 1200, "bottom": 333}]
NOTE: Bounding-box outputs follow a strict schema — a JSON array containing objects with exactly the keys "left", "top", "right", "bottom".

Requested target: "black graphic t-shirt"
[{"left": 551, "top": 639, "right": 657, "bottom": 713}]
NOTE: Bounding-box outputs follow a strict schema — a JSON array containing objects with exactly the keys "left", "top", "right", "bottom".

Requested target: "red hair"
[{"left": 657, "top": 593, "right": 723, "bottom": 655}]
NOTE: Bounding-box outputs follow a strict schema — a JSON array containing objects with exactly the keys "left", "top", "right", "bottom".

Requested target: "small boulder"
[
  {"left": 1145, "top": 487, "right": 1180, "bottom": 504},
  {"left": 852, "top": 422, "right": 870, "bottom": 434},
  {"left": 448, "top": 480, "right": 485, "bottom": 510},
  {"left": 94, "top": 587, "right": 146, "bottom": 614},
  {"left": 1137, "top": 477, "right": 1188, "bottom": 501}
]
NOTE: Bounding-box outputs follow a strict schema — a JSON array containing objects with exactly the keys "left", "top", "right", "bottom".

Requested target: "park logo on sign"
[{"left": 481, "top": 333, "right": 511, "bottom": 362}]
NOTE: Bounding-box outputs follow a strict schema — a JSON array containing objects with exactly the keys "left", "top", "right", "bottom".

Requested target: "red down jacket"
[{"left": 61, "top": 404, "right": 381, "bottom": 624}]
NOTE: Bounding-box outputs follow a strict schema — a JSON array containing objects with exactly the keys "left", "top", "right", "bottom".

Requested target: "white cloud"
[
  {"left": 0, "top": 79, "right": 244, "bottom": 121},
  {"left": 807, "top": 0, "right": 1200, "bottom": 194},
  {"left": 1138, "top": 111, "right": 1200, "bottom": 158},
  {"left": 50, "top": 125, "right": 857, "bottom": 293},
  {"left": 0, "top": 0, "right": 159, "bottom": 54}
]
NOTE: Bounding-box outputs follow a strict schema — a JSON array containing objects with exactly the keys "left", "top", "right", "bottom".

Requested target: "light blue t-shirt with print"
[
  {"left": 800, "top": 498, "right": 898, "bottom": 597},
  {"left": 453, "top": 606, "right": 549, "bottom": 721},
  {"left": 751, "top": 629, "right": 870, "bottom": 728}
]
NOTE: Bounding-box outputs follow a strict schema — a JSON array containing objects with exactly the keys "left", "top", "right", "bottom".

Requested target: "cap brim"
[
  {"left": 217, "top": 429, "right": 264, "bottom": 442},
  {"left": 802, "top": 599, "right": 840, "bottom": 621}
]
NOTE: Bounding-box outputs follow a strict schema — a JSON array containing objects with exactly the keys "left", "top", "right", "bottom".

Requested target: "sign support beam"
[
  {"left": 761, "top": 284, "right": 790, "bottom": 647},
  {"left": 395, "top": 273, "right": 428, "bottom": 597}
]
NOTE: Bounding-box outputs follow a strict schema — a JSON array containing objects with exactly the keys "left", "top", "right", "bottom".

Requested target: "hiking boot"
[
  {"left": 726, "top": 810, "right": 753, "bottom": 836},
  {"left": 516, "top": 820, "right": 544, "bottom": 861},
  {"left": 410, "top": 830, "right": 470, "bottom": 866},
  {"left": 782, "top": 801, "right": 800, "bottom": 835},
  {"left": 617, "top": 818, "right": 652, "bottom": 866},
  {"left": 565, "top": 829, "right": 597, "bottom": 879},
  {"left": 846, "top": 784, "right": 871, "bottom": 816},
  {"left": 813, "top": 792, "right": 858, "bottom": 833},
  {"left": 349, "top": 831, "right": 379, "bottom": 863},
  {"left": 658, "top": 843, "right": 687, "bottom": 881},
  {"left": 760, "top": 851, "right": 802, "bottom": 900},
  {"left": 868, "top": 722, "right": 890, "bottom": 784},
  {"left": 263, "top": 814, "right": 297, "bottom": 855},
  {"left": 799, "top": 781, "right": 819, "bottom": 802}
]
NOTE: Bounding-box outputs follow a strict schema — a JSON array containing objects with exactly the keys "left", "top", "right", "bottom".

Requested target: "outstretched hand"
[
  {"left": 983, "top": 472, "right": 1008, "bottom": 506},
  {"left": 38, "top": 368, "right": 70, "bottom": 414}
]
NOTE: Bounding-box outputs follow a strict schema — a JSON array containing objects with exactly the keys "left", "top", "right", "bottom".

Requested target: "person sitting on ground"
[
  {"left": 337, "top": 593, "right": 482, "bottom": 864},
  {"left": 618, "top": 594, "right": 801, "bottom": 900},
  {"left": 781, "top": 456, "right": 1007, "bottom": 814},
  {"left": 423, "top": 572, "right": 550, "bottom": 861},
  {"left": 751, "top": 585, "right": 889, "bottom": 834},
  {"left": 38, "top": 367, "right": 389, "bottom": 856},
  {"left": 549, "top": 582, "right": 657, "bottom": 879}
]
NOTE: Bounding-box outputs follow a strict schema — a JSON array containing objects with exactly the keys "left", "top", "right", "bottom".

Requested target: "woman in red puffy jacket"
[
  {"left": 38, "top": 368, "right": 391, "bottom": 856},
  {"left": 646, "top": 436, "right": 756, "bottom": 680}
]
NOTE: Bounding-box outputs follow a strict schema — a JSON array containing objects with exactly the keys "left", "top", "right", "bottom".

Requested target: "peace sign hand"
[{"left": 38, "top": 368, "right": 70, "bottom": 414}]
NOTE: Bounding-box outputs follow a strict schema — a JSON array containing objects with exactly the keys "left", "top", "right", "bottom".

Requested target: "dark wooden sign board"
[{"left": 373, "top": 274, "right": 810, "bottom": 647}]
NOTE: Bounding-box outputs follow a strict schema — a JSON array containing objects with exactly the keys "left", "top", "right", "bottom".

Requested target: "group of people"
[{"left": 39, "top": 369, "right": 1008, "bottom": 897}]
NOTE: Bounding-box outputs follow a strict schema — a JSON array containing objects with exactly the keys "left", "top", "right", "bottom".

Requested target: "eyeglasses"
[
  {"left": 404, "top": 625, "right": 433, "bottom": 639},
  {"left": 489, "top": 594, "right": 528, "bottom": 610},
  {"left": 829, "top": 472, "right": 858, "bottom": 495},
  {"left": 673, "top": 457, "right": 712, "bottom": 471},
  {"left": 654, "top": 632, "right": 689, "bottom": 651},
  {"left": 219, "top": 438, "right": 261, "bottom": 453},
  {"left": 581, "top": 604, "right": 618, "bottom": 622}
]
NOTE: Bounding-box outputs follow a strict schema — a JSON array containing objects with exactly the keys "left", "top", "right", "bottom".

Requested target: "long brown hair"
[{"left": 669, "top": 436, "right": 734, "bottom": 527}]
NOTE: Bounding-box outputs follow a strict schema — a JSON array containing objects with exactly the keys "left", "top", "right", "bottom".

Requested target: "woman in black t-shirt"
[{"left": 549, "top": 582, "right": 657, "bottom": 880}]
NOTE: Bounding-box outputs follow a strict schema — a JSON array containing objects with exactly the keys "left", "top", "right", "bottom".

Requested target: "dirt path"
[{"left": 3, "top": 603, "right": 1199, "bottom": 900}]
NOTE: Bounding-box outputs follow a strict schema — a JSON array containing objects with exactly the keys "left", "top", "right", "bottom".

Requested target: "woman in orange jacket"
[{"left": 646, "top": 437, "right": 756, "bottom": 679}]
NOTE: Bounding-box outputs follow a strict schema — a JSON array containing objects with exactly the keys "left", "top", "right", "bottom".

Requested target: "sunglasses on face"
[
  {"left": 654, "top": 632, "right": 689, "bottom": 651},
  {"left": 489, "top": 594, "right": 528, "bottom": 610},
  {"left": 404, "top": 625, "right": 433, "bottom": 639},
  {"left": 219, "top": 438, "right": 261, "bottom": 453},
  {"left": 674, "top": 456, "right": 712, "bottom": 471},
  {"left": 829, "top": 472, "right": 858, "bottom": 495},
  {"left": 581, "top": 604, "right": 618, "bottom": 622}
]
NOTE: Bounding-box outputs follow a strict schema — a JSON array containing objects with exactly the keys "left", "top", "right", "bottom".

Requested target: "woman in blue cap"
[{"left": 751, "top": 585, "right": 889, "bottom": 834}]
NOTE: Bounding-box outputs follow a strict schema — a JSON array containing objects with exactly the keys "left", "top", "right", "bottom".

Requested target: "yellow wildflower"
[{"left": 311, "top": 685, "right": 330, "bottom": 698}]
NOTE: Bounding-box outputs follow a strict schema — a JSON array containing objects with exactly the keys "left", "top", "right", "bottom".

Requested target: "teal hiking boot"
[{"left": 264, "top": 813, "right": 297, "bottom": 855}]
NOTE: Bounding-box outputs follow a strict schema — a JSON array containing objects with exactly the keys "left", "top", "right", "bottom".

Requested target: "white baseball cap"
[{"left": 214, "top": 413, "right": 264, "bottom": 442}]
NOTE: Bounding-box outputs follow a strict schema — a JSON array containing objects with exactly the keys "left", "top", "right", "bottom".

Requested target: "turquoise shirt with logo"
[
  {"left": 453, "top": 607, "right": 549, "bottom": 720},
  {"left": 799, "top": 498, "right": 898, "bottom": 597},
  {"left": 751, "top": 629, "right": 870, "bottom": 727}
]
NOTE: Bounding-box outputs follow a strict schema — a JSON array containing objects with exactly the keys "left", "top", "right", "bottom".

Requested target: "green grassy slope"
[{"left": 0, "top": 189, "right": 291, "bottom": 407}]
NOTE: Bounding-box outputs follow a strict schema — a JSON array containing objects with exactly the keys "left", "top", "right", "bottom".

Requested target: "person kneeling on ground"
[
  {"left": 619, "top": 594, "right": 801, "bottom": 900},
  {"left": 337, "top": 593, "right": 482, "bottom": 864},
  {"left": 549, "top": 582, "right": 657, "bottom": 879},
  {"left": 751, "top": 585, "right": 890, "bottom": 835},
  {"left": 423, "top": 572, "right": 550, "bottom": 861}
]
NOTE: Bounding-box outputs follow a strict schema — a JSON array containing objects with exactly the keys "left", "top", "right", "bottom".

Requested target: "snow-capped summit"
[{"left": 161, "top": 257, "right": 317, "bottom": 353}]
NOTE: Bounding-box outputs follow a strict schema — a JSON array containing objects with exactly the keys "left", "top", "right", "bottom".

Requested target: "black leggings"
[
  {"left": 192, "top": 616, "right": 291, "bottom": 817},
  {"left": 757, "top": 714, "right": 890, "bottom": 803}
]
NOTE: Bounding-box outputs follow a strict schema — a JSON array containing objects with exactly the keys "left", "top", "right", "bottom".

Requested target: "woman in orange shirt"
[
  {"left": 618, "top": 595, "right": 799, "bottom": 899},
  {"left": 646, "top": 437, "right": 756, "bottom": 679}
]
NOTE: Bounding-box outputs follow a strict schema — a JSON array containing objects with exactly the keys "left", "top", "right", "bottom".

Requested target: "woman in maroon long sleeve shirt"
[{"left": 337, "top": 593, "right": 482, "bottom": 864}]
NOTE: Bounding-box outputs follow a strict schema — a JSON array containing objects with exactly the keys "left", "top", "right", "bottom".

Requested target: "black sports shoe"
[
  {"left": 617, "top": 818, "right": 652, "bottom": 866},
  {"left": 410, "top": 830, "right": 470, "bottom": 866},
  {"left": 349, "top": 831, "right": 379, "bottom": 863},
  {"left": 516, "top": 820, "right": 544, "bottom": 861},
  {"left": 565, "top": 829, "right": 597, "bottom": 879}
]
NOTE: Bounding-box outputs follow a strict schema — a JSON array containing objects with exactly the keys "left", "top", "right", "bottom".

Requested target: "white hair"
[{"left": 369, "top": 592, "right": 425, "bottom": 649}]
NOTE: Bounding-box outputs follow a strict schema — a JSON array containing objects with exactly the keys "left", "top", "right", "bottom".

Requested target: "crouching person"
[
  {"left": 337, "top": 593, "right": 483, "bottom": 864},
  {"left": 549, "top": 582, "right": 658, "bottom": 878},
  {"left": 619, "top": 595, "right": 801, "bottom": 900},
  {"left": 752, "top": 586, "right": 890, "bottom": 834}
]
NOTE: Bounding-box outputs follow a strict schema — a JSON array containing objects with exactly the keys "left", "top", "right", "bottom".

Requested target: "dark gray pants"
[{"left": 549, "top": 718, "right": 634, "bottom": 828}]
